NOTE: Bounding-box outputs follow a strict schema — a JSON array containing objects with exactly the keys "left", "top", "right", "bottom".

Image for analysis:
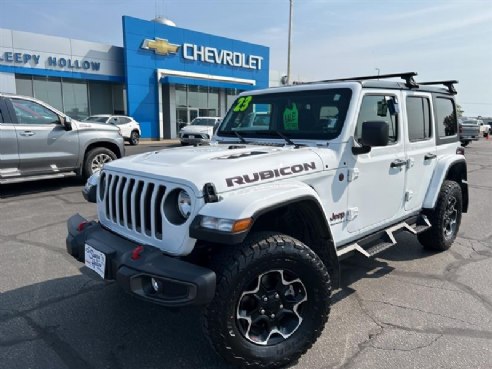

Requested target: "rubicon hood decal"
[{"left": 226, "top": 162, "right": 317, "bottom": 187}]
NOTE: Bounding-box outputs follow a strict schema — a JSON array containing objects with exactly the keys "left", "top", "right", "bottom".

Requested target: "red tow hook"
[
  {"left": 77, "top": 221, "right": 89, "bottom": 232},
  {"left": 131, "top": 245, "right": 144, "bottom": 260}
]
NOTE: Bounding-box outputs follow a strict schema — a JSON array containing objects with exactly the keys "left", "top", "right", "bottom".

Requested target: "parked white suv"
[
  {"left": 67, "top": 73, "right": 468, "bottom": 369},
  {"left": 84, "top": 115, "right": 141, "bottom": 145},
  {"left": 179, "top": 116, "right": 221, "bottom": 145}
]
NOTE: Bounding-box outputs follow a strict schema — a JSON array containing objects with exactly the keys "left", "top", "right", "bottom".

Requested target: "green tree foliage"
[{"left": 456, "top": 104, "right": 464, "bottom": 117}]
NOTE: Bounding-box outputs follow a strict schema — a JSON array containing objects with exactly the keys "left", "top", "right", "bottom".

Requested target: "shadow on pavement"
[
  {"left": 0, "top": 274, "right": 232, "bottom": 369},
  {"left": 0, "top": 233, "right": 437, "bottom": 369},
  {"left": 0, "top": 177, "right": 83, "bottom": 199},
  {"left": 333, "top": 232, "right": 436, "bottom": 304}
]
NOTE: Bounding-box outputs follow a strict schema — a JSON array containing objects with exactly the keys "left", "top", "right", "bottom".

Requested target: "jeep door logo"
[
  {"left": 329, "top": 211, "right": 346, "bottom": 225},
  {"left": 226, "top": 162, "right": 317, "bottom": 187}
]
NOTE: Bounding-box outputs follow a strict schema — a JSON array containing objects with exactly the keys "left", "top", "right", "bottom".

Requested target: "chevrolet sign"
[
  {"left": 141, "top": 38, "right": 180, "bottom": 55},
  {"left": 182, "top": 43, "right": 263, "bottom": 70},
  {"left": 141, "top": 38, "right": 263, "bottom": 70}
]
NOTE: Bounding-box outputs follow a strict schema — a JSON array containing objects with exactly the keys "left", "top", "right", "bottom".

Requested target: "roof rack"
[
  {"left": 315, "top": 72, "right": 419, "bottom": 89},
  {"left": 419, "top": 80, "right": 458, "bottom": 95}
]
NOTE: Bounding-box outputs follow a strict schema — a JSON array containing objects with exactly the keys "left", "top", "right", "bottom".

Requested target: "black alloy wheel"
[{"left": 203, "top": 232, "right": 331, "bottom": 369}]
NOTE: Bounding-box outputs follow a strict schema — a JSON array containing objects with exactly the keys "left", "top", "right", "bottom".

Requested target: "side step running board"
[
  {"left": 0, "top": 171, "right": 77, "bottom": 184},
  {"left": 336, "top": 214, "right": 431, "bottom": 259}
]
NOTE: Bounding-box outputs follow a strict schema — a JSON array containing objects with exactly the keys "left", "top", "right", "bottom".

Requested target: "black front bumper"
[{"left": 66, "top": 214, "right": 216, "bottom": 307}]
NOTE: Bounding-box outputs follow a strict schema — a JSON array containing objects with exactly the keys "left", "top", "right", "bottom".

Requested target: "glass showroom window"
[
  {"left": 89, "top": 82, "right": 113, "bottom": 115},
  {"left": 112, "top": 84, "right": 126, "bottom": 115},
  {"left": 226, "top": 88, "right": 243, "bottom": 111},
  {"left": 33, "top": 76, "right": 63, "bottom": 112},
  {"left": 63, "top": 79, "right": 89, "bottom": 120},
  {"left": 15, "top": 75, "right": 34, "bottom": 97},
  {"left": 207, "top": 87, "right": 219, "bottom": 117},
  {"left": 15, "top": 75, "right": 125, "bottom": 117},
  {"left": 175, "top": 85, "right": 222, "bottom": 123}
]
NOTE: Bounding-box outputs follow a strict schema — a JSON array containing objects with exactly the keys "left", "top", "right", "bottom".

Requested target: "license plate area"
[{"left": 85, "top": 244, "right": 106, "bottom": 279}]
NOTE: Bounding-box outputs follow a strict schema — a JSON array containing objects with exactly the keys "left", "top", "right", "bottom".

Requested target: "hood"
[
  {"left": 105, "top": 144, "right": 329, "bottom": 196},
  {"left": 73, "top": 120, "right": 120, "bottom": 133}
]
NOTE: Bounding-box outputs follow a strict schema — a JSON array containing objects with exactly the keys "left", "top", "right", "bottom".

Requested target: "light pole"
[{"left": 287, "top": 0, "right": 293, "bottom": 85}]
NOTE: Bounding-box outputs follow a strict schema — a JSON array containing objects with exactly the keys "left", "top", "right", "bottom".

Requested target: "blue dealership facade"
[{"left": 0, "top": 16, "right": 269, "bottom": 139}]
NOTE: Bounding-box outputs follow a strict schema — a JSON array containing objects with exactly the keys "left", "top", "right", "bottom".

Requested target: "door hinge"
[
  {"left": 346, "top": 207, "right": 359, "bottom": 220},
  {"left": 348, "top": 168, "right": 360, "bottom": 182},
  {"left": 406, "top": 158, "right": 415, "bottom": 169}
]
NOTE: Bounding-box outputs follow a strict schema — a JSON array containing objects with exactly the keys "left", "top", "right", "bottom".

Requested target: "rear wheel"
[
  {"left": 460, "top": 140, "right": 469, "bottom": 147},
  {"left": 418, "top": 180, "right": 462, "bottom": 251},
  {"left": 203, "top": 232, "right": 331, "bottom": 369}
]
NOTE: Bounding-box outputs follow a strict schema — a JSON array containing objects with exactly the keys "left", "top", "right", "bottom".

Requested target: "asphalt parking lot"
[{"left": 0, "top": 140, "right": 491, "bottom": 369}]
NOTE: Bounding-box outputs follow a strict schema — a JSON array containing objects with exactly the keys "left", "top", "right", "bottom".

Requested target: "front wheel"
[
  {"left": 82, "top": 147, "right": 117, "bottom": 179},
  {"left": 418, "top": 180, "right": 462, "bottom": 251},
  {"left": 203, "top": 233, "right": 331, "bottom": 369},
  {"left": 129, "top": 131, "right": 140, "bottom": 145}
]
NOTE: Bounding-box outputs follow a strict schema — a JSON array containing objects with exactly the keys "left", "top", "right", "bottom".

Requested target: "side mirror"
[
  {"left": 61, "top": 116, "right": 72, "bottom": 131},
  {"left": 352, "top": 121, "right": 389, "bottom": 155}
]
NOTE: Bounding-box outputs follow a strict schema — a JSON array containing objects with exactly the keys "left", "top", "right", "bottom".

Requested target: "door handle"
[
  {"left": 424, "top": 153, "right": 437, "bottom": 160},
  {"left": 390, "top": 159, "right": 407, "bottom": 168},
  {"left": 19, "top": 131, "right": 35, "bottom": 137}
]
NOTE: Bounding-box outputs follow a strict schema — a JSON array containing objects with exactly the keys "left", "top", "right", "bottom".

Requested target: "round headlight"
[{"left": 177, "top": 190, "right": 192, "bottom": 219}]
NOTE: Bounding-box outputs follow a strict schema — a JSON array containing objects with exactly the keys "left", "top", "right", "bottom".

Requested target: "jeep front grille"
[{"left": 99, "top": 172, "right": 166, "bottom": 240}]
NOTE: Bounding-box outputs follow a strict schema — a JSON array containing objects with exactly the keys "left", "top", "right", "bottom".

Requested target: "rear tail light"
[{"left": 456, "top": 146, "right": 465, "bottom": 155}]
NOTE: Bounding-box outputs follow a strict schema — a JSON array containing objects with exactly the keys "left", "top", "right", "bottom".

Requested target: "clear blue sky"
[{"left": 1, "top": 0, "right": 491, "bottom": 116}]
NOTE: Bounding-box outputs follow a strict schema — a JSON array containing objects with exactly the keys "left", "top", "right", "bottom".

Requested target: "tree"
[{"left": 456, "top": 104, "right": 464, "bottom": 118}]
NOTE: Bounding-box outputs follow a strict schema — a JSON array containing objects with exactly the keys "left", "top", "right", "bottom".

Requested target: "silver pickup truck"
[
  {"left": 0, "top": 93, "right": 125, "bottom": 184},
  {"left": 459, "top": 118, "right": 481, "bottom": 146}
]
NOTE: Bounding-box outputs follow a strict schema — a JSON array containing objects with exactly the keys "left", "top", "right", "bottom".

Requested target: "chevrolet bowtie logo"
[{"left": 141, "top": 38, "right": 180, "bottom": 55}]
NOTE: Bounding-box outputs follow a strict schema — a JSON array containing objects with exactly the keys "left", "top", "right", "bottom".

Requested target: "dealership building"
[{"left": 0, "top": 16, "right": 270, "bottom": 139}]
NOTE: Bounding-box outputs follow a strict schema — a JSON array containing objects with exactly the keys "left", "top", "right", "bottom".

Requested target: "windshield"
[
  {"left": 84, "top": 116, "right": 109, "bottom": 123},
  {"left": 191, "top": 118, "right": 217, "bottom": 126},
  {"left": 217, "top": 88, "right": 352, "bottom": 140}
]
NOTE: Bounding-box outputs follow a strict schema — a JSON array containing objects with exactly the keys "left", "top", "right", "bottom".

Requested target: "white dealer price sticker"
[{"left": 85, "top": 244, "right": 106, "bottom": 279}]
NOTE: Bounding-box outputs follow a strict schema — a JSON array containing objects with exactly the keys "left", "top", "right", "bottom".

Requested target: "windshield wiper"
[
  {"left": 274, "top": 131, "right": 298, "bottom": 146},
  {"left": 234, "top": 131, "right": 247, "bottom": 144}
]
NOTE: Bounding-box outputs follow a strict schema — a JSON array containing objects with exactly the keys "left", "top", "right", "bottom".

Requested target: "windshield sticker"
[
  {"left": 283, "top": 103, "right": 298, "bottom": 130},
  {"left": 233, "top": 96, "right": 253, "bottom": 112}
]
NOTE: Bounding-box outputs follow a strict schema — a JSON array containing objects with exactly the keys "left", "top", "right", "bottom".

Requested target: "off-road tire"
[
  {"left": 130, "top": 131, "right": 140, "bottom": 145},
  {"left": 460, "top": 140, "right": 469, "bottom": 147},
  {"left": 82, "top": 147, "right": 117, "bottom": 179},
  {"left": 418, "top": 180, "right": 462, "bottom": 251},
  {"left": 203, "top": 232, "right": 331, "bottom": 369}
]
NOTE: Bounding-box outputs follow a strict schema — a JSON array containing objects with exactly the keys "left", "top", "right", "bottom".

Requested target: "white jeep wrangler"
[{"left": 67, "top": 72, "right": 468, "bottom": 369}]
